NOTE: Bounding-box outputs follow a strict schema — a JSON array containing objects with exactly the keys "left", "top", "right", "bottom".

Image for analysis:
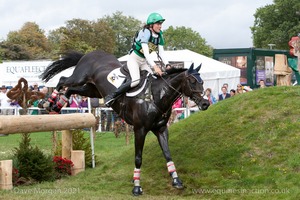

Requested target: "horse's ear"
[
  {"left": 188, "top": 63, "right": 194, "bottom": 73},
  {"left": 195, "top": 64, "right": 202, "bottom": 72}
]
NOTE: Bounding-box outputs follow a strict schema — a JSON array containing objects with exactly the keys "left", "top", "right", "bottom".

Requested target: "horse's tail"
[{"left": 40, "top": 51, "right": 84, "bottom": 82}]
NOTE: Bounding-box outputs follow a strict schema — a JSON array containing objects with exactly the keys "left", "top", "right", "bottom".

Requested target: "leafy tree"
[
  {"left": 0, "top": 41, "right": 30, "bottom": 60},
  {"left": 47, "top": 29, "right": 64, "bottom": 59},
  {"left": 2, "top": 22, "right": 50, "bottom": 60},
  {"left": 92, "top": 19, "right": 116, "bottom": 53},
  {"left": 164, "top": 26, "right": 213, "bottom": 57},
  {"left": 48, "top": 18, "right": 115, "bottom": 55},
  {"left": 101, "top": 11, "right": 142, "bottom": 57},
  {"left": 251, "top": 0, "right": 300, "bottom": 49}
]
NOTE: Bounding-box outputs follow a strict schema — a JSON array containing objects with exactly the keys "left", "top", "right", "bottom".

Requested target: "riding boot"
[{"left": 105, "top": 81, "right": 131, "bottom": 107}]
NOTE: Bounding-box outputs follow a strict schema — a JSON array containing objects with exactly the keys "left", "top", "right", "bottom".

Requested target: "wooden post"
[
  {"left": 0, "top": 160, "right": 13, "bottom": 190},
  {"left": 126, "top": 123, "right": 130, "bottom": 145},
  {"left": 62, "top": 130, "right": 72, "bottom": 160},
  {"left": 52, "top": 131, "right": 58, "bottom": 153},
  {"left": 71, "top": 150, "right": 85, "bottom": 176}
]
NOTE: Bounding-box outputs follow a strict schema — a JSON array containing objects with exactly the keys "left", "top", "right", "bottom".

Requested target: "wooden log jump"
[
  {"left": 0, "top": 113, "right": 96, "bottom": 135},
  {"left": 0, "top": 113, "right": 96, "bottom": 190}
]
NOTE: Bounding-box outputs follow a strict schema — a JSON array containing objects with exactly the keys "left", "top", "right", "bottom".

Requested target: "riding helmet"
[{"left": 146, "top": 13, "right": 165, "bottom": 25}]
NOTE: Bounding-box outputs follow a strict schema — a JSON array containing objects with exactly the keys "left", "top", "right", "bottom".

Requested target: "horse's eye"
[{"left": 189, "top": 78, "right": 196, "bottom": 84}]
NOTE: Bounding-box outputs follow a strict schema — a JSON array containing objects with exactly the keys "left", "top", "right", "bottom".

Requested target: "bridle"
[
  {"left": 161, "top": 70, "right": 204, "bottom": 95},
  {"left": 181, "top": 71, "right": 205, "bottom": 107},
  {"left": 154, "top": 70, "right": 204, "bottom": 117}
]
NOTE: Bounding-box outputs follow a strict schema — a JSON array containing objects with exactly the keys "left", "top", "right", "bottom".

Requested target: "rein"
[
  {"left": 161, "top": 70, "right": 204, "bottom": 112},
  {"left": 154, "top": 70, "right": 192, "bottom": 118}
]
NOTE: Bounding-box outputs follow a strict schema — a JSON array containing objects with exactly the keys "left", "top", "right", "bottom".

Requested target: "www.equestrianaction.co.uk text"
[{"left": 192, "top": 188, "right": 290, "bottom": 195}]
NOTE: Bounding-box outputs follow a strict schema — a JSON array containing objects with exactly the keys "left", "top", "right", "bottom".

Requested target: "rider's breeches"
[{"left": 127, "top": 52, "right": 153, "bottom": 88}]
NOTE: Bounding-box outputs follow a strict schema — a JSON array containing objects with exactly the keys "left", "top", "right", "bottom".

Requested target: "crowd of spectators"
[{"left": 1, "top": 80, "right": 269, "bottom": 129}]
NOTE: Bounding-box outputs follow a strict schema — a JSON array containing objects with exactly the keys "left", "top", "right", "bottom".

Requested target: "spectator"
[
  {"left": 236, "top": 84, "right": 246, "bottom": 94},
  {"left": 31, "top": 82, "right": 40, "bottom": 92},
  {"left": 184, "top": 96, "right": 198, "bottom": 114},
  {"left": 259, "top": 79, "right": 266, "bottom": 88},
  {"left": 0, "top": 85, "right": 13, "bottom": 115},
  {"left": 230, "top": 89, "right": 236, "bottom": 97},
  {"left": 169, "top": 97, "right": 183, "bottom": 125},
  {"left": 223, "top": 83, "right": 229, "bottom": 91},
  {"left": 29, "top": 99, "right": 40, "bottom": 115},
  {"left": 204, "top": 88, "right": 217, "bottom": 105},
  {"left": 218, "top": 86, "right": 230, "bottom": 101},
  {"left": 79, "top": 96, "right": 88, "bottom": 113},
  {"left": 68, "top": 94, "right": 81, "bottom": 113}
]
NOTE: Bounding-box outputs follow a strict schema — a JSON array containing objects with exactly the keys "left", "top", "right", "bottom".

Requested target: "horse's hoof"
[
  {"left": 172, "top": 177, "right": 184, "bottom": 189},
  {"left": 132, "top": 186, "right": 143, "bottom": 196}
]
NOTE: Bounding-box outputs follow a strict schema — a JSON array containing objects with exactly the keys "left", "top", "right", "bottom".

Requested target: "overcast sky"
[{"left": 0, "top": 0, "right": 274, "bottom": 49}]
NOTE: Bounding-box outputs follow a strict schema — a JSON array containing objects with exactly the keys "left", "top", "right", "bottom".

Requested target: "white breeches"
[{"left": 127, "top": 52, "right": 153, "bottom": 88}]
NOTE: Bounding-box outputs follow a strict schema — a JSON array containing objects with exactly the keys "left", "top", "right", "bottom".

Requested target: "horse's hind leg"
[
  {"left": 153, "top": 126, "right": 184, "bottom": 189},
  {"left": 65, "top": 83, "right": 102, "bottom": 98},
  {"left": 56, "top": 76, "right": 68, "bottom": 91},
  {"left": 56, "top": 72, "right": 88, "bottom": 92}
]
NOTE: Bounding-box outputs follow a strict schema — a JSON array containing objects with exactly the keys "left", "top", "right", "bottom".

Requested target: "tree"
[
  {"left": 0, "top": 41, "right": 31, "bottom": 60},
  {"left": 101, "top": 11, "right": 142, "bottom": 57},
  {"left": 48, "top": 18, "right": 115, "bottom": 55},
  {"left": 1, "top": 22, "right": 50, "bottom": 60},
  {"left": 47, "top": 29, "right": 64, "bottom": 59},
  {"left": 164, "top": 26, "right": 213, "bottom": 57},
  {"left": 251, "top": 0, "right": 300, "bottom": 49}
]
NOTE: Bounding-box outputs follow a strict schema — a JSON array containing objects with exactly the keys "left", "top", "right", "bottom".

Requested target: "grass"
[{"left": 0, "top": 86, "right": 300, "bottom": 199}]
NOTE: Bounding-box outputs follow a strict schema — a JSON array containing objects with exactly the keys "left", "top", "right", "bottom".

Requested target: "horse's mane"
[{"left": 165, "top": 67, "right": 187, "bottom": 75}]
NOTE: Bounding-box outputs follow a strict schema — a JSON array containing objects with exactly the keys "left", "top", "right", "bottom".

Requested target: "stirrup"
[
  {"left": 104, "top": 95, "right": 115, "bottom": 107},
  {"left": 105, "top": 98, "right": 115, "bottom": 107}
]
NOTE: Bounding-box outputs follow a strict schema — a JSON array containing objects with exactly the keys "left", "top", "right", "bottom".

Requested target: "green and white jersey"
[{"left": 132, "top": 28, "right": 165, "bottom": 58}]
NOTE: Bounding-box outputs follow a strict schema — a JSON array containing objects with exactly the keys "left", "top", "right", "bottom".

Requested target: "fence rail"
[{"left": 0, "top": 106, "right": 200, "bottom": 132}]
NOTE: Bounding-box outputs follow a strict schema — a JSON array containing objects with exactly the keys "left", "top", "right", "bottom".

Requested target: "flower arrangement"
[{"left": 53, "top": 156, "right": 74, "bottom": 179}]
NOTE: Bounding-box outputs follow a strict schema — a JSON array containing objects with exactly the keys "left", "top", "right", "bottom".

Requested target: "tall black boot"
[{"left": 105, "top": 81, "right": 131, "bottom": 107}]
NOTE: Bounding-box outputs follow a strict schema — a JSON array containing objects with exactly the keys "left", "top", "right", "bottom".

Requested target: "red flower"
[{"left": 53, "top": 156, "right": 74, "bottom": 179}]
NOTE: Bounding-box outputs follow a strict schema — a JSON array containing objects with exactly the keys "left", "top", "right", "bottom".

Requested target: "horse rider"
[{"left": 105, "top": 12, "right": 171, "bottom": 107}]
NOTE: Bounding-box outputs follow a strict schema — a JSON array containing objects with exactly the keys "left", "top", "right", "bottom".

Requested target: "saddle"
[{"left": 107, "top": 64, "right": 154, "bottom": 99}]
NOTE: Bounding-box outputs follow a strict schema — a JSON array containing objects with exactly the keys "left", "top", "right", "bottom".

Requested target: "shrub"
[{"left": 13, "top": 133, "right": 55, "bottom": 184}]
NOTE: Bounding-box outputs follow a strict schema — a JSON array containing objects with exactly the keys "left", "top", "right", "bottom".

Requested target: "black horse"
[{"left": 40, "top": 50, "right": 209, "bottom": 195}]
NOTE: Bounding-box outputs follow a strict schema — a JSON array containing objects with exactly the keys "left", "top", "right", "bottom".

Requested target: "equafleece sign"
[{"left": 0, "top": 60, "right": 52, "bottom": 86}]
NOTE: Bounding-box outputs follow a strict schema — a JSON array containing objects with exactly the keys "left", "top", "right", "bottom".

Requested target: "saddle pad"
[{"left": 107, "top": 68, "right": 149, "bottom": 97}]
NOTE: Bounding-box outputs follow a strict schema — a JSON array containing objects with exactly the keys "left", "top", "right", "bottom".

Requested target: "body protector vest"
[{"left": 131, "top": 28, "right": 165, "bottom": 58}]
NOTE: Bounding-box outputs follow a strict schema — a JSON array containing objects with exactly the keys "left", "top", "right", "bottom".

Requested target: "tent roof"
[{"left": 118, "top": 49, "right": 240, "bottom": 80}]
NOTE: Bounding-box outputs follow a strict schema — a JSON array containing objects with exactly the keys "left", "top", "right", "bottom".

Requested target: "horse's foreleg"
[
  {"left": 155, "top": 127, "right": 184, "bottom": 189},
  {"left": 132, "top": 129, "right": 146, "bottom": 196}
]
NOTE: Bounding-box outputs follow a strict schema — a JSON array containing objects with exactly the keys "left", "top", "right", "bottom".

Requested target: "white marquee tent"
[
  {"left": 0, "top": 49, "right": 240, "bottom": 98},
  {"left": 119, "top": 49, "right": 241, "bottom": 98}
]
